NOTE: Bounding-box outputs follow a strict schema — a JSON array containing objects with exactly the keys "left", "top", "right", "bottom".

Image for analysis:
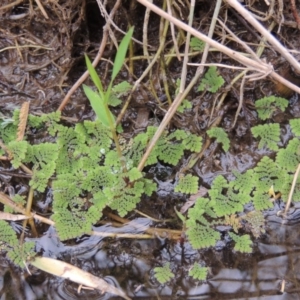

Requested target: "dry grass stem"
[
  {"left": 284, "top": 163, "right": 300, "bottom": 216},
  {"left": 137, "top": 0, "right": 300, "bottom": 95},
  {"left": 225, "top": 0, "right": 300, "bottom": 73},
  {"left": 34, "top": 0, "right": 49, "bottom": 19}
]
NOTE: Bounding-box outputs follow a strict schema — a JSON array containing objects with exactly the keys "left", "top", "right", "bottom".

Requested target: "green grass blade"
[
  {"left": 82, "top": 84, "right": 114, "bottom": 127},
  {"left": 111, "top": 27, "right": 134, "bottom": 82},
  {"left": 84, "top": 54, "right": 104, "bottom": 96}
]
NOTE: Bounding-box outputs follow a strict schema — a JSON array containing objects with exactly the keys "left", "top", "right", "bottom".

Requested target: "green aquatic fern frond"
[
  {"left": 190, "top": 37, "right": 205, "bottom": 52},
  {"left": 253, "top": 156, "right": 284, "bottom": 192},
  {"left": 182, "top": 133, "right": 202, "bottom": 152},
  {"left": 7, "top": 140, "right": 28, "bottom": 168},
  {"left": 7, "top": 241, "right": 36, "bottom": 268},
  {"left": 290, "top": 119, "right": 300, "bottom": 136},
  {"left": 52, "top": 209, "right": 90, "bottom": 241},
  {"left": 255, "top": 96, "right": 288, "bottom": 120},
  {"left": 127, "top": 167, "right": 142, "bottom": 181},
  {"left": 276, "top": 138, "right": 300, "bottom": 172},
  {"left": 197, "top": 66, "right": 225, "bottom": 93},
  {"left": 209, "top": 175, "right": 245, "bottom": 216},
  {"left": 189, "top": 263, "right": 208, "bottom": 281},
  {"left": 154, "top": 263, "right": 174, "bottom": 284},
  {"left": 0, "top": 220, "right": 35, "bottom": 267},
  {"left": 30, "top": 162, "right": 55, "bottom": 192},
  {"left": 158, "top": 142, "right": 185, "bottom": 165},
  {"left": 175, "top": 174, "right": 199, "bottom": 194},
  {"left": 177, "top": 99, "right": 192, "bottom": 113},
  {"left": 229, "top": 232, "right": 252, "bottom": 253},
  {"left": 251, "top": 191, "right": 273, "bottom": 211},
  {"left": 141, "top": 178, "right": 157, "bottom": 196},
  {"left": 52, "top": 174, "right": 82, "bottom": 207},
  {"left": 25, "top": 143, "right": 58, "bottom": 166},
  {"left": 186, "top": 223, "right": 219, "bottom": 249},
  {"left": 207, "top": 127, "right": 230, "bottom": 152},
  {"left": 107, "top": 179, "right": 144, "bottom": 217},
  {"left": 83, "top": 120, "right": 112, "bottom": 154},
  {"left": 251, "top": 123, "right": 280, "bottom": 151},
  {"left": 230, "top": 169, "right": 254, "bottom": 196},
  {"left": 80, "top": 166, "right": 115, "bottom": 192},
  {"left": 0, "top": 124, "right": 17, "bottom": 144},
  {"left": 186, "top": 197, "right": 216, "bottom": 227},
  {"left": 109, "top": 81, "right": 132, "bottom": 107},
  {"left": 24, "top": 143, "right": 58, "bottom": 192}
]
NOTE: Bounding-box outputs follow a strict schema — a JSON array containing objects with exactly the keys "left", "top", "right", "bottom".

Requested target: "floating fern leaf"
[
  {"left": 255, "top": 96, "right": 288, "bottom": 120},
  {"left": 84, "top": 120, "right": 113, "bottom": 156},
  {"left": 209, "top": 176, "right": 245, "bottom": 216},
  {"left": 52, "top": 174, "right": 82, "bottom": 207},
  {"left": 290, "top": 119, "right": 300, "bottom": 136},
  {"left": 190, "top": 37, "right": 205, "bottom": 52},
  {"left": 0, "top": 220, "right": 35, "bottom": 267},
  {"left": 251, "top": 123, "right": 280, "bottom": 151},
  {"left": 182, "top": 133, "right": 202, "bottom": 152},
  {"left": 40, "top": 111, "right": 61, "bottom": 136},
  {"left": 189, "top": 263, "right": 208, "bottom": 280},
  {"left": 24, "top": 143, "right": 58, "bottom": 192},
  {"left": 158, "top": 142, "right": 185, "bottom": 165},
  {"left": 186, "top": 197, "right": 216, "bottom": 227},
  {"left": 207, "top": 127, "right": 230, "bottom": 152},
  {"left": 109, "top": 81, "right": 132, "bottom": 107},
  {"left": 106, "top": 178, "right": 144, "bottom": 217},
  {"left": 230, "top": 169, "right": 254, "bottom": 196},
  {"left": 0, "top": 123, "right": 17, "bottom": 144},
  {"left": 154, "top": 263, "right": 174, "bottom": 284},
  {"left": 252, "top": 191, "right": 273, "bottom": 211},
  {"left": 229, "top": 232, "right": 252, "bottom": 253},
  {"left": 197, "top": 66, "right": 225, "bottom": 93},
  {"left": 7, "top": 140, "right": 28, "bottom": 168},
  {"left": 127, "top": 167, "right": 142, "bottom": 181},
  {"left": 175, "top": 174, "right": 199, "bottom": 194},
  {"left": 276, "top": 138, "right": 300, "bottom": 172},
  {"left": 253, "top": 156, "right": 284, "bottom": 192},
  {"left": 186, "top": 223, "right": 219, "bottom": 249},
  {"left": 177, "top": 99, "right": 192, "bottom": 113},
  {"left": 80, "top": 166, "right": 115, "bottom": 193},
  {"left": 52, "top": 208, "right": 90, "bottom": 241},
  {"left": 141, "top": 178, "right": 157, "bottom": 196}
]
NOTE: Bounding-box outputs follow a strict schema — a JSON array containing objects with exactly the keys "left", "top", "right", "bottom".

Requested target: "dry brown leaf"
[
  {"left": 0, "top": 211, "right": 30, "bottom": 221},
  {"left": 31, "top": 257, "right": 131, "bottom": 300},
  {"left": 17, "top": 101, "right": 29, "bottom": 141}
]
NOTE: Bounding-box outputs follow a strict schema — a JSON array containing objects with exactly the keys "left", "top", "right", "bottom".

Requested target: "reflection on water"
[{"left": 1, "top": 209, "right": 300, "bottom": 299}]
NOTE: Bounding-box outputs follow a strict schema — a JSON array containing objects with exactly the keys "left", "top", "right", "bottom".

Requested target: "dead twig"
[
  {"left": 284, "top": 163, "right": 300, "bottom": 216},
  {"left": 225, "top": 0, "right": 300, "bottom": 74},
  {"left": 34, "top": 0, "right": 49, "bottom": 19}
]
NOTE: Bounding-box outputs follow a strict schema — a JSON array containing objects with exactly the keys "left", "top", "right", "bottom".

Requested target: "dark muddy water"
[{"left": 1, "top": 203, "right": 300, "bottom": 300}]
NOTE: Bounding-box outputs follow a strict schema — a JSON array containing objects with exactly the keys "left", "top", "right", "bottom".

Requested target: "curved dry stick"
[
  {"left": 57, "top": 0, "right": 122, "bottom": 112},
  {"left": 226, "top": 0, "right": 300, "bottom": 74},
  {"left": 137, "top": 0, "right": 300, "bottom": 94}
]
